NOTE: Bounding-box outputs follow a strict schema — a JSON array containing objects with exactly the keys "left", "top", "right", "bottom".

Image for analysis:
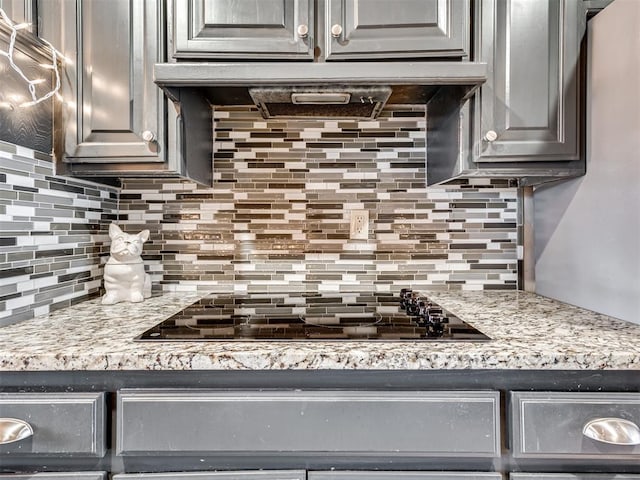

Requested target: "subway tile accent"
[
  {"left": 0, "top": 142, "right": 118, "bottom": 326},
  {"left": 119, "top": 106, "right": 518, "bottom": 294}
]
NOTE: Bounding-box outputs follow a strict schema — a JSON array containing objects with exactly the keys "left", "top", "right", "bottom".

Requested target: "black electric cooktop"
[{"left": 135, "top": 290, "right": 490, "bottom": 342}]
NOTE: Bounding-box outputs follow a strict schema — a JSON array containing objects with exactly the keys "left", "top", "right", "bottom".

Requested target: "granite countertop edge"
[{"left": 1, "top": 290, "right": 640, "bottom": 372}]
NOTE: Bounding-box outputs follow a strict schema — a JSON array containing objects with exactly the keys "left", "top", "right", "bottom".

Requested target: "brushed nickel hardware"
[
  {"left": 331, "top": 24, "right": 343, "bottom": 38},
  {"left": 0, "top": 417, "right": 34, "bottom": 445},
  {"left": 484, "top": 130, "right": 498, "bottom": 142},
  {"left": 297, "top": 24, "right": 309, "bottom": 38},
  {"left": 141, "top": 130, "right": 156, "bottom": 142},
  {"left": 582, "top": 417, "right": 640, "bottom": 446}
]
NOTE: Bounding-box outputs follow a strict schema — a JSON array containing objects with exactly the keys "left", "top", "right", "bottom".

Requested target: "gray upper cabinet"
[
  {"left": 172, "top": 0, "right": 314, "bottom": 60},
  {"left": 72, "top": 0, "right": 164, "bottom": 162},
  {"left": 0, "top": 0, "right": 36, "bottom": 32},
  {"left": 324, "top": 0, "right": 469, "bottom": 60},
  {"left": 38, "top": 0, "right": 210, "bottom": 185},
  {"left": 171, "top": 0, "right": 469, "bottom": 61},
  {"left": 41, "top": 0, "right": 165, "bottom": 171},
  {"left": 473, "top": 0, "right": 584, "bottom": 162}
]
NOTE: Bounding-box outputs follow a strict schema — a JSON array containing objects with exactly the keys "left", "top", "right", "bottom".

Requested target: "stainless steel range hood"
[
  {"left": 153, "top": 62, "right": 487, "bottom": 185},
  {"left": 154, "top": 62, "right": 487, "bottom": 117}
]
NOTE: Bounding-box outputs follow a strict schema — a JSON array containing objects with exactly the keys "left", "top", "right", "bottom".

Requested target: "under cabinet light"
[{"left": 291, "top": 92, "right": 351, "bottom": 104}]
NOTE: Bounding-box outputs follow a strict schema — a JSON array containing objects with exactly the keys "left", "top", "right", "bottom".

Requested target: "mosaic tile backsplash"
[
  {"left": 0, "top": 141, "right": 118, "bottom": 326},
  {"left": 118, "top": 106, "right": 518, "bottom": 295}
]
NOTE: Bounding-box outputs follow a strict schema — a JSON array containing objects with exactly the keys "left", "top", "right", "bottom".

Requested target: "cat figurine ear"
[
  {"left": 109, "top": 223, "right": 123, "bottom": 239},
  {"left": 102, "top": 223, "right": 152, "bottom": 305},
  {"left": 109, "top": 223, "right": 149, "bottom": 243}
]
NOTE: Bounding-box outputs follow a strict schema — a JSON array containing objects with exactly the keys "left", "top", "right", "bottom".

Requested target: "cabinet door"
[
  {"left": 310, "top": 473, "right": 502, "bottom": 480},
  {"left": 0, "top": 474, "right": 106, "bottom": 480},
  {"left": 0, "top": 0, "right": 36, "bottom": 32},
  {"left": 325, "top": 0, "right": 469, "bottom": 60},
  {"left": 38, "top": 0, "right": 211, "bottom": 184},
  {"left": 114, "top": 472, "right": 305, "bottom": 480},
  {"left": 70, "top": 0, "right": 164, "bottom": 162},
  {"left": 172, "top": 0, "right": 313, "bottom": 60},
  {"left": 511, "top": 475, "right": 640, "bottom": 480},
  {"left": 0, "top": 392, "right": 106, "bottom": 457},
  {"left": 511, "top": 392, "right": 640, "bottom": 460},
  {"left": 38, "top": 0, "right": 165, "bottom": 167},
  {"left": 474, "top": 0, "right": 583, "bottom": 162},
  {"left": 117, "top": 390, "right": 500, "bottom": 457}
]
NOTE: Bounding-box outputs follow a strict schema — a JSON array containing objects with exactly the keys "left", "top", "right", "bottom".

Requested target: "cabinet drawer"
[
  {"left": 0, "top": 393, "right": 106, "bottom": 457},
  {"left": 117, "top": 390, "right": 500, "bottom": 457},
  {"left": 310, "top": 472, "right": 502, "bottom": 480},
  {"left": 511, "top": 392, "right": 640, "bottom": 459},
  {"left": 511, "top": 475, "right": 640, "bottom": 480},
  {"left": 113, "top": 472, "right": 305, "bottom": 480},
  {"left": 0, "top": 474, "right": 106, "bottom": 480}
]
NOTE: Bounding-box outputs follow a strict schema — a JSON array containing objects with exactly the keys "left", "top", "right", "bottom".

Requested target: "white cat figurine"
[{"left": 102, "top": 224, "right": 152, "bottom": 305}]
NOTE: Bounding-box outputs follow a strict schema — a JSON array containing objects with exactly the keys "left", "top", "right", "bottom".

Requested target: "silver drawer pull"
[
  {"left": 582, "top": 417, "right": 640, "bottom": 446},
  {"left": 0, "top": 418, "right": 34, "bottom": 444}
]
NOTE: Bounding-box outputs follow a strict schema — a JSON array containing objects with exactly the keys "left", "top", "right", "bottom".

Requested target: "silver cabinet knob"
[
  {"left": 141, "top": 130, "right": 156, "bottom": 142},
  {"left": 297, "top": 24, "right": 309, "bottom": 38},
  {"left": 583, "top": 417, "right": 640, "bottom": 446},
  {"left": 331, "top": 24, "right": 343, "bottom": 38},
  {"left": 0, "top": 418, "right": 34, "bottom": 445},
  {"left": 484, "top": 130, "right": 498, "bottom": 142}
]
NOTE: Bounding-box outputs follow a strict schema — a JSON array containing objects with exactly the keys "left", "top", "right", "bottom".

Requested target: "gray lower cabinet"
[
  {"left": 112, "top": 470, "right": 501, "bottom": 480},
  {"left": 309, "top": 473, "right": 502, "bottom": 480},
  {"left": 511, "top": 392, "right": 640, "bottom": 460},
  {"left": 511, "top": 475, "right": 640, "bottom": 479},
  {"left": 473, "top": 0, "right": 584, "bottom": 162},
  {"left": 0, "top": 474, "right": 106, "bottom": 480},
  {"left": 171, "top": 0, "right": 469, "bottom": 61},
  {"left": 0, "top": 392, "right": 106, "bottom": 456},
  {"left": 116, "top": 389, "right": 500, "bottom": 457},
  {"left": 113, "top": 472, "right": 306, "bottom": 480},
  {"left": 113, "top": 474, "right": 502, "bottom": 480}
]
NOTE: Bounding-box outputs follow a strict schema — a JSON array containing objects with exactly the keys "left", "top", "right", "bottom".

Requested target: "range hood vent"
[
  {"left": 152, "top": 61, "right": 488, "bottom": 185},
  {"left": 154, "top": 62, "right": 487, "bottom": 118},
  {"left": 249, "top": 86, "right": 392, "bottom": 119}
]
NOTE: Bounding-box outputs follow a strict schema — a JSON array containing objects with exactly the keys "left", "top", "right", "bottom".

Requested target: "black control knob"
[
  {"left": 417, "top": 301, "right": 427, "bottom": 315},
  {"left": 406, "top": 298, "right": 419, "bottom": 316},
  {"left": 399, "top": 288, "right": 413, "bottom": 310}
]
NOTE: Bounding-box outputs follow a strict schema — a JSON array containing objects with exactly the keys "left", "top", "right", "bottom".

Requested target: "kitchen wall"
[
  {"left": 534, "top": 1, "right": 640, "bottom": 324},
  {"left": 119, "top": 106, "right": 519, "bottom": 295},
  {"left": 0, "top": 141, "right": 118, "bottom": 326}
]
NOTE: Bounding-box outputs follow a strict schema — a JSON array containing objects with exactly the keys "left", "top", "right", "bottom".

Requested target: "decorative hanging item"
[{"left": 0, "top": 8, "right": 66, "bottom": 109}]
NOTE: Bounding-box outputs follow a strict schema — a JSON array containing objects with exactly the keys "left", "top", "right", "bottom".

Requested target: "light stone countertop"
[{"left": 1, "top": 290, "right": 639, "bottom": 371}]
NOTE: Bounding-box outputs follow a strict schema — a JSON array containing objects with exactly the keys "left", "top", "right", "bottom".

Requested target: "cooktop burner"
[{"left": 135, "top": 290, "right": 490, "bottom": 342}]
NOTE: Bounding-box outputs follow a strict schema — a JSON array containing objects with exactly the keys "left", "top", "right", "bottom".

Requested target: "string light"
[{"left": 0, "top": 8, "right": 67, "bottom": 109}]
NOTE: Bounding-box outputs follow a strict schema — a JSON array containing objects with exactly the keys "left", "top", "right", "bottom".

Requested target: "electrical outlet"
[{"left": 350, "top": 210, "right": 369, "bottom": 240}]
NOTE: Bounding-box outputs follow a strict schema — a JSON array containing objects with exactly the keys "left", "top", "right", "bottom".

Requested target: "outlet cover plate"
[{"left": 350, "top": 210, "right": 369, "bottom": 240}]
